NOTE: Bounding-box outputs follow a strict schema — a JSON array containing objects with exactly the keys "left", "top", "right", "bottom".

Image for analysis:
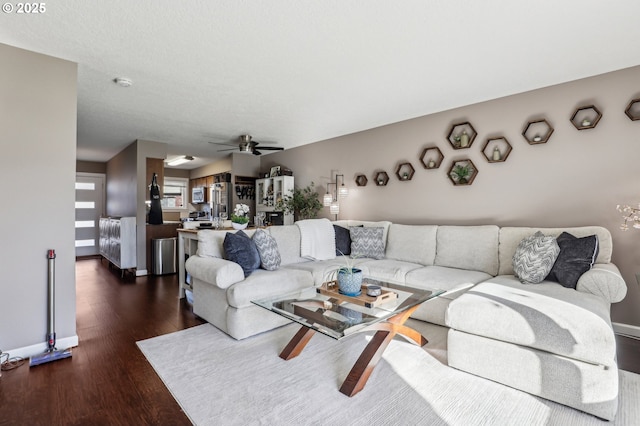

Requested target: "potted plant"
[
  {"left": 332, "top": 253, "right": 363, "bottom": 296},
  {"left": 275, "top": 182, "right": 323, "bottom": 220},
  {"left": 450, "top": 163, "right": 472, "bottom": 184},
  {"left": 231, "top": 203, "right": 250, "bottom": 230}
]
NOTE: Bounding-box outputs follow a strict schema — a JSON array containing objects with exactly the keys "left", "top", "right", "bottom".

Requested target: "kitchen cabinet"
[{"left": 99, "top": 216, "right": 136, "bottom": 275}]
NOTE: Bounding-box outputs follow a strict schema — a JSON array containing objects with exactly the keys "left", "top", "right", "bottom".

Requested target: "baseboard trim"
[
  {"left": 136, "top": 269, "right": 148, "bottom": 276},
  {"left": 5, "top": 335, "right": 79, "bottom": 360},
  {"left": 613, "top": 322, "right": 640, "bottom": 339}
]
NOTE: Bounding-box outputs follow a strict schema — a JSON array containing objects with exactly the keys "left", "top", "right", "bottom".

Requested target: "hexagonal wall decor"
[
  {"left": 482, "top": 137, "right": 512, "bottom": 163},
  {"left": 420, "top": 146, "right": 444, "bottom": 169},
  {"left": 522, "top": 119, "right": 554, "bottom": 145},
  {"left": 447, "top": 122, "right": 477, "bottom": 149},
  {"left": 355, "top": 174, "right": 368, "bottom": 187},
  {"left": 625, "top": 98, "right": 640, "bottom": 121},
  {"left": 570, "top": 105, "right": 602, "bottom": 130},
  {"left": 447, "top": 159, "right": 478, "bottom": 186},
  {"left": 373, "top": 171, "right": 389, "bottom": 186},
  {"left": 395, "top": 162, "right": 415, "bottom": 181}
]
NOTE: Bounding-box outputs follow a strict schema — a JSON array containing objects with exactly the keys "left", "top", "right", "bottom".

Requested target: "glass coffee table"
[{"left": 252, "top": 278, "right": 443, "bottom": 397}]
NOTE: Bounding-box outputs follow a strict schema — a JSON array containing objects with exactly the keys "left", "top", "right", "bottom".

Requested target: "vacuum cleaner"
[{"left": 29, "top": 249, "right": 72, "bottom": 367}]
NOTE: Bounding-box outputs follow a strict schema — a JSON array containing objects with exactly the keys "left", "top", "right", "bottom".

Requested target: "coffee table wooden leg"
[
  {"left": 339, "top": 330, "right": 394, "bottom": 397},
  {"left": 279, "top": 326, "right": 316, "bottom": 360}
]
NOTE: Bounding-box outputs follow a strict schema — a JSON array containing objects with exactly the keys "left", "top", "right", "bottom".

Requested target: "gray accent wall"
[
  {"left": 106, "top": 139, "right": 167, "bottom": 273},
  {"left": 0, "top": 44, "right": 78, "bottom": 351},
  {"left": 262, "top": 65, "right": 640, "bottom": 327}
]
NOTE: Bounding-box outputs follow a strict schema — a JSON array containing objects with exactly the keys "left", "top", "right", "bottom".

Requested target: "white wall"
[
  {"left": 0, "top": 44, "right": 78, "bottom": 352},
  {"left": 263, "top": 65, "right": 640, "bottom": 327}
]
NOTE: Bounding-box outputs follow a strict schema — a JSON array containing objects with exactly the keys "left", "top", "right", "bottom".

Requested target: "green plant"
[
  {"left": 450, "top": 164, "right": 472, "bottom": 183},
  {"left": 275, "top": 182, "right": 323, "bottom": 220}
]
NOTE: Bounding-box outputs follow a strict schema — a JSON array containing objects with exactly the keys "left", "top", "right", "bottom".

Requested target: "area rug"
[{"left": 137, "top": 320, "right": 640, "bottom": 426}]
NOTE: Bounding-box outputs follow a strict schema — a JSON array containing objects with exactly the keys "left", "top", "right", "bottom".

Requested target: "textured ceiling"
[{"left": 2, "top": 1, "right": 640, "bottom": 169}]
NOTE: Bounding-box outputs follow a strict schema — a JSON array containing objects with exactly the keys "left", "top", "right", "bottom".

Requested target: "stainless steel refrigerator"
[{"left": 210, "top": 182, "right": 233, "bottom": 219}]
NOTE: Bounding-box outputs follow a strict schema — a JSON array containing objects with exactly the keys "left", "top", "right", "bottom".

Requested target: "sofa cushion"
[
  {"left": 282, "top": 258, "right": 346, "bottom": 286},
  {"left": 546, "top": 232, "right": 598, "bottom": 289},
  {"left": 198, "top": 228, "right": 256, "bottom": 258},
  {"left": 498, "top": 226, "right": 612, "bottom": 275},
  {"left": 434, "top": 225, "right": 499, "bottom": 275},
  {"left": 223, "top": 231, "right": 261, "bottom": 277},
  {"left": 361, "top": 259, "right": 423, "bottom": 284},
  {"left": 512, "top": 231, "right": 560, "bottom": 284},
  {"left": 385, "top": 224, "right": 438, "bottom": 266},
  {"left": 197, "top": 229, "right": 225, "bottom": 258},
  {"left": 445, "top": 276, "right": 616, "bottom": 366},
  {"left": 405, "top": 265, "right": 491, "bottom": 295},
  {"left": 226, "top": 268, "right": 314, "bottom": 308},
  {"left": 267, "top": 225, "right": 306, "bottom": 265},
  {"left": 350, "top": 227, "right": 385, "bottom": 259},
  {"left": 252, "top": 229, "right": 281, "bottom": 271}
]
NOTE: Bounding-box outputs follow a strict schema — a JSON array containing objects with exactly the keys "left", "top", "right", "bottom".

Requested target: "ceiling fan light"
[{"left": 239, "top": 143, "right": 253, "bottom": 153}]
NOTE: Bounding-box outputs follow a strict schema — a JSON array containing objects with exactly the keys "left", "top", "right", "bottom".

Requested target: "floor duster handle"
[{"left": 47, "top": 249, "right": 56, "bottom": 352}]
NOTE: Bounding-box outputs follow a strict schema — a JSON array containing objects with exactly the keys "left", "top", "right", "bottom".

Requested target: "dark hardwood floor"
[
  {"left": 0, "top": 258, "right": 204, "bottom": 426},
  {"left": 1, "top": 257, "right": 639, "bottom": 425}
]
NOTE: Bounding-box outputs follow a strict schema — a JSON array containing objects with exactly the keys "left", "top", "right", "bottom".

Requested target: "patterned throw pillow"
[
  {"left": 350, "top": 227, "right": 385, "bottom": 260},
  {"left": 513, "top": 231, "right": 560, "bottom": 284},
  {"left": 252, "top": 229, "right": 281, "bottom": 271}
]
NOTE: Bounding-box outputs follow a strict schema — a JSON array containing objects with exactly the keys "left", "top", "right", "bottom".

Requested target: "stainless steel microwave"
[{"left": 191, "top": 187, "right": 206, "bottom": 204}]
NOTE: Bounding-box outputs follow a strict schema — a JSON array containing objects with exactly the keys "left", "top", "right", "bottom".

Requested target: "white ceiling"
[{"left": 2, "top": 1, "right": 640, "bottom": 169}]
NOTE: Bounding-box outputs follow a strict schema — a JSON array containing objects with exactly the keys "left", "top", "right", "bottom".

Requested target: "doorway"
[{"left": 75, "top": 173, "right": 105, "bottom": 257}]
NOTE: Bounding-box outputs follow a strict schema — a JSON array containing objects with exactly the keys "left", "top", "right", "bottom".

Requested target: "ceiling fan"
[{"left": 210, "top": 134, "right": 284, "bottom": 155}]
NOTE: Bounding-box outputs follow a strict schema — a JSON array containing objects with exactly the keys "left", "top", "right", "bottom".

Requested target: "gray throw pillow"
[
  {"left": 546, "top": 232, "right": 599, "bottom": 289},
  {"left": 252, "top": 229, "right": 281, "bottom": 271},
  {"left": 350, "top": 227, "right": 385, "bottom": 260},
  {"left": 513, "top": 231, "right": 560, "bottom": 284},
  {"left": 223, "top": 230, "right": 261, "bottom": 277}
]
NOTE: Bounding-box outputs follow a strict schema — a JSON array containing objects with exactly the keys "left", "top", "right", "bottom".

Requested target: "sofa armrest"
[
  {"left": 576, "top": 263, "right": 627, "bottom": 303},
  {"left": 185, "top": 256, "right": 244, "bottom": 290}
]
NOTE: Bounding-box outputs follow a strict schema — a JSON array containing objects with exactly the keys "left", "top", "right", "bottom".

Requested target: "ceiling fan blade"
[
  {"left": 216, "top": 148, "right": 238, "bottom": 152},
  {"left": 259, "top": 146, "right": 284, "bottom": 151},
  {"left": 253, "top": 150, "right": 262, "bottom": 155},
  {"left": 209, "top": 141, "right": 238, "bottom": 147}
]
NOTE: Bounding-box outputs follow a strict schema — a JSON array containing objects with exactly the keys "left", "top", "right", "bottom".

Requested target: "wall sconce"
[
  {"left": 166, "top": 155, "right": 194, "bottom": 167},
  {"left": 325, "top": 173, "right": 348, "bottom": 218}
]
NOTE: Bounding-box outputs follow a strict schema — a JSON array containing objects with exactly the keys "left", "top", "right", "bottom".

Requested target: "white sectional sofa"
[{"left": 185, "top": 220, "right": 627, "bottom": 420}]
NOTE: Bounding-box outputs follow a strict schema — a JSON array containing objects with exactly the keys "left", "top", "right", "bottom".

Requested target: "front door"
[{"left": 75, "top": 173, "right": 105, "bottom": 257}]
